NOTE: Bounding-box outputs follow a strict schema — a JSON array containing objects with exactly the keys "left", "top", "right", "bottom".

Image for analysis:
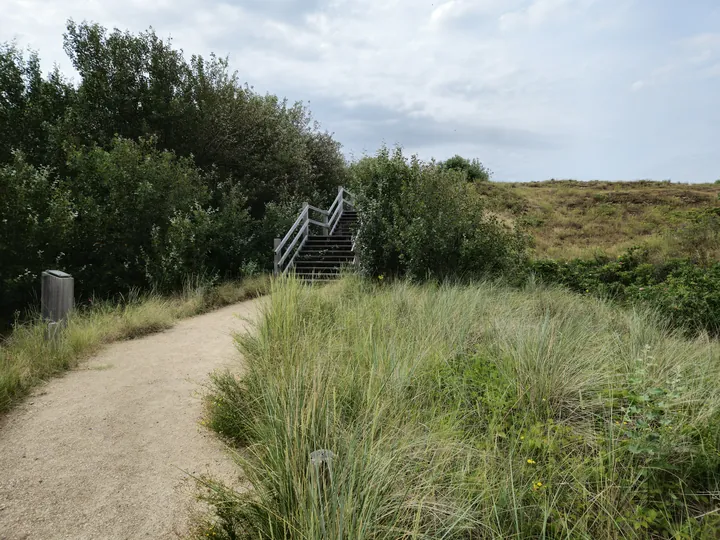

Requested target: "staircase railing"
[{"left": 273, "top": 187, "right": 355, "bottom": 276}]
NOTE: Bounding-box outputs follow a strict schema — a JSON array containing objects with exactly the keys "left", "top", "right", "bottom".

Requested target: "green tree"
[
  {"left": 0, "top": 44, "right": 75, "bottom": 168},
  {"left": 60, "top": 22, "right": 345, "bottom": 217},
  {"left": 439, "top": 154, "right": 491, "bottom": 182}
]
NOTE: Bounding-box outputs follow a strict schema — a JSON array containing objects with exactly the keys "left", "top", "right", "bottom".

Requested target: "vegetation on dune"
[
  {"left": 532, "top": 248, "right": 720, "bottom": 337},
  {"left": 477, "top": 180, "right": 720, "bottom": 260},
  {"left": 347, "top": 150, "right": 719, "bottom": 337},
  {"left": 350, "top": 147, "right": 528, "bottom": 281},
  {"left": 439, "top": 154, "right": 491, "bottom": 183},
  {"left": 0, "top": 275, "right": 268, "bottom": 413},
  {"left": 530, "top": 207, "right": 720, "bottom": 337},
  {"left": 202, "top": 277, "right": 720, "bottom": 539}
]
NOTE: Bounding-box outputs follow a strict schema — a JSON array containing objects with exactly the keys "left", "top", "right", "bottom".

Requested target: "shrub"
[
  {"left": 0, "top": 153, "right": 75, "bottom": 325},
  {"left": 63, "top": 136, "right": 211, "bottom": 296},
  {"left": 1, "top": 24, "right": 345, "bottom": 326},
  {"left": 439, "top": 154, "right": 491, "bottom": 182},
  {"left": 351, "top": 147, "right": 527, "bottom": 280},
  {"left": 531, "top": 248, "right": 720, "bottom": 336}
]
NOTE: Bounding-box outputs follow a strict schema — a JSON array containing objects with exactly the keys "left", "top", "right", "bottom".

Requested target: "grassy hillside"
[
  {"left": 201, "top": 277, "right": 720, "bottom": 539},
  {"left": 478, "top": 180, "right": 720, "bottom": 259}
]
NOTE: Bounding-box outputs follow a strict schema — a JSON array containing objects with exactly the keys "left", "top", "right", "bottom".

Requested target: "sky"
[{"left": 1, "top": 0, "right": 719, "bottom": 182}]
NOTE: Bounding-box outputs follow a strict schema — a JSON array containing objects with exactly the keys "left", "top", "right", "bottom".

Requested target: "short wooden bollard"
[{"left": 41, "top": 270, "right": 74, "bottom": 339}]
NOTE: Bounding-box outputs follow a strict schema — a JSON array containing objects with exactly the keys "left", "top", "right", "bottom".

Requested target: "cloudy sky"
[{"left": 2, "top": 0, "right": 719, "bottom": 182}]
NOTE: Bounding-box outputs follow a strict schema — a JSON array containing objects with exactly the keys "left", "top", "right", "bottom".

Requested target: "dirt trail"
[{"left": 0, "top": 298, "right": 262, "bottom": 540}]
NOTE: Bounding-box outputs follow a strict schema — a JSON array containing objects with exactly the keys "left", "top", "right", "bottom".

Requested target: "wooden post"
[
  {"left": 303, "top": 202, "right": 310, "bottom": 241},
  {"left": 41, "top": 270, "right": 74, "bottom": 339},
  {"left": 273, "top": 238, "right": 281, "bottom": 276},
  {"left": 321, "top": 212, "right": 329, "bottom": 236}
]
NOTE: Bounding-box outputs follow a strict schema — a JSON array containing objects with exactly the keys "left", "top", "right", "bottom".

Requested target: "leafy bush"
[
  {"left": 438, "top": 154, "right": 491, "bottom": 182},
  {"left": 63, "top": 137, "right": 211, "bottom": 295},
  {"left": 0, "top": 153, "right": 75, "bottom": 324},
  {"left": 351, "top": 147, "right": 527, "bottom": 280},
  {"left": 531, "top": 248, "right": 720, "bottom": 335}
]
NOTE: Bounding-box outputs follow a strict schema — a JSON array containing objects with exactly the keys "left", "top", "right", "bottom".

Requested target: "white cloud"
[
  {"left": 429, "top": 0, "right": 505, "bottom": 27},
  {"left": 1, "top": 0, "right": 718, "bottom": 181},
  {"left": 499, "top": 0, "right": 596, "bottom": 30},
  {"left": 632, "top": 32, "right": 720, "bottom": 90}
]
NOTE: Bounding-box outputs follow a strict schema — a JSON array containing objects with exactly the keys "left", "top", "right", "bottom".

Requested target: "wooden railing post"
[
  {"left": 321, "top": 212, "right": 329, "bottom": 236},
  {"left": 273, "top": 238, "right": 281, "bottom": 275},
  {"left": 303, "top": 202, "right": 310, "bottom": 241}
]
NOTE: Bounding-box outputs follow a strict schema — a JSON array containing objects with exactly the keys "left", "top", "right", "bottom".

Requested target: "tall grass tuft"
[
  {"left": 0, "top": 275, "right": 269, "bottom": 413},
  {"left": 204, "top": 276, "right": 720, "bottom": 539}
]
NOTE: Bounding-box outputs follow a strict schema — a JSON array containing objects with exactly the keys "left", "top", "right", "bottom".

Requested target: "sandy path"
[{"left": 0, "top": 298, "right": 262, "bottom": 540}]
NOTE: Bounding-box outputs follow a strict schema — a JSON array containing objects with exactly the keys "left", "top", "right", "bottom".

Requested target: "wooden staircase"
[
  {"left": 273, "top": 189, "right": 358, "bottom": 281},
  {"left": 294, "top": 211, "right": 358, "bottom": 281}
]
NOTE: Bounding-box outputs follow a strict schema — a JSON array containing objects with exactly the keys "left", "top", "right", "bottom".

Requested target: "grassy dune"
[
  {"left": 478, "top": 180, "right": 720, "bottom": 259},
  {"left": 0, "top": 276, "right": 269, "bottom": 413},
  {"left": 203, "top": 277, "right": 720, "bottom": 539}
]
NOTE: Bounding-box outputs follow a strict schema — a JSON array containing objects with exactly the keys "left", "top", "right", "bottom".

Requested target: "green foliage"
[
  {"left": 201, "top": 277, "right": 720, "bottom": 539},
  {"left": 0, "top": 153, "right": 75, "bottom": 321},
  {"left": 531, "top": 248, "right": 720, "bottom": 336},
  {"left": 0, "top": 44, "right": 75, "bottom": 167},
  {"left": 64, "top": 136, "right": 210, "bottom": 294},
  {"left": 351, "top": 147, "right": 527, "bottom": 280},
  {"left": 670, "top": 207, "right": 720, "bottom": 266},
  {"left": 0, "top": 22, "right": 345, "bottom": 324},
  {"left": 439, "top": 154, "right": 491, "bottom": 182}
]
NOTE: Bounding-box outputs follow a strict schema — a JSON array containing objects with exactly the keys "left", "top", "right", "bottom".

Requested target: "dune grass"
[
  {"left": 0, "top": 275, "right": 269, "bottom": 413},
  {"left": 477, "top": 180, "right": 720, "bottom": 259},
  {"left": 202, "top": 276, "right": 720, "bottom": 539}
]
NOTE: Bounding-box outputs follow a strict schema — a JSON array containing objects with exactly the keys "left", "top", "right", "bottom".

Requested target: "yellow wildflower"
[{"left": 527, "top": 459, "right": 536, "bottom": 464}]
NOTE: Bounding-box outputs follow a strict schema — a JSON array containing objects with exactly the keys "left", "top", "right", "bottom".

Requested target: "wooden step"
[
  {"left": 298, "top": 249, "right": 354, "bottom": 256},
  {"left": 295, "top": 261, "right": 350, "bottom": 269}
]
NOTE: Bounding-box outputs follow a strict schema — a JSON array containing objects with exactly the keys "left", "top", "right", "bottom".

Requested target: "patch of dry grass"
[
  {"left": 0, "top": 275, "right": 269, "bottom": 413},
  {"left": 478, "top": 180, "right": 720, "bottom": 259}
]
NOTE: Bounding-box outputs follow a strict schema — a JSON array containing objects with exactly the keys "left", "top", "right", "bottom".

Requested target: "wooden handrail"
[
  {"left": 307, "top": 204, "right": 329, "bottom": 216},
  {"left": 273, "top": 187, "right": 356, "bottom": 275},
  {"left": 275, "top": 205, "right": 308, "bottom": 255}
]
